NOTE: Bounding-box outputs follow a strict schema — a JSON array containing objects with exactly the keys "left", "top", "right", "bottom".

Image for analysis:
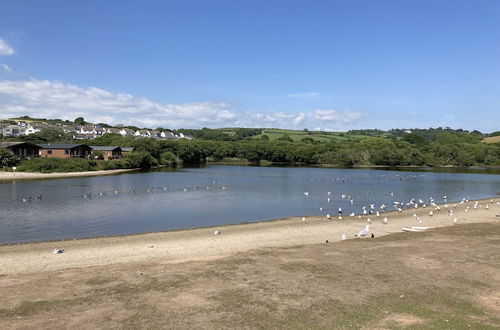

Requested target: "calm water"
[{"left": 0, "top": 165, "right": 499, "bottom": 244}]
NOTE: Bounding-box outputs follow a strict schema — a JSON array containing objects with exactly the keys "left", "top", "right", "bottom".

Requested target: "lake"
[{"left": 1, "top": 165, "right": 499, "bottom": 244}]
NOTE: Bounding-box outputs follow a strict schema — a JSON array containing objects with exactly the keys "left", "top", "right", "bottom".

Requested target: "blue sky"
[{"left": 0, "top": 0, "right": 499, "bottom": 131}]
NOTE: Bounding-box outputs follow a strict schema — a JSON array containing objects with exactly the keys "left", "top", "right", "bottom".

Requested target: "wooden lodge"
[
  {"left": 90, "top": 146, "right": 123, "bottom": 160},
  {"left": 0, "top": 142, "right": 42, "bottom": 159},
  {"left": 37, "top": 144, "right": 92, "bottom": 159}
]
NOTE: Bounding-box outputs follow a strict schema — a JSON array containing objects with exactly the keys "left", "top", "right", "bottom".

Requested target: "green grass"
[{"left": 253, "top": 128, "right": 383, "bottom": 142}]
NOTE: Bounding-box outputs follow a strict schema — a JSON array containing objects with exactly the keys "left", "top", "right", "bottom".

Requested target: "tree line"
[{"left": 2, "top": 127, "right": 500, "bottom": 171}]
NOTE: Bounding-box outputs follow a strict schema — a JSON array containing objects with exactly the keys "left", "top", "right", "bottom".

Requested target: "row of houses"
[
  {"left": 0, "top": 122, "right": 193, "bottom": 140},
  {"left": 0, "top": 142, "right": 133, "bottom": 160}
]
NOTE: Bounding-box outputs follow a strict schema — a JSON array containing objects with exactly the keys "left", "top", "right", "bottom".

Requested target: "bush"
[
  {"left": 160, "top": 151, "right": 178, "bottom": 165},
  {"left": 17, "top": 158, "right": 97, "bottom": 172},
  {"left": 124, "top": 152, "right": 158, "bottom": 169},
  {"left": 0, "top": 148, "right": 20, "bottom": 167}
]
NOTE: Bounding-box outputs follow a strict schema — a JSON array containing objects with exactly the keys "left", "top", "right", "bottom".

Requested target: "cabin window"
[
  {"left": 65, "top": 150, "right": 69, "bottom": 155},
  {"left": 47, "top": 150, "right": 52, "bottom": 155}
]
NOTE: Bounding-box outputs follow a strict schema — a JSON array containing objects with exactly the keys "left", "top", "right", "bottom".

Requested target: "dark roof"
[
  {"left": 0, "top": 142, "right": 42, "bottom": 148},
  {"left": 90, "top": 146, "right": 122, "bottom": 151},
  {"left": 37, "top": 144, "right": 91, "bottom": 150}
]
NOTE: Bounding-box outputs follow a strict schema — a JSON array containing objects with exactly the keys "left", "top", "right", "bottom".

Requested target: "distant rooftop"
[
  {"left": 90, "top": 146, "right": 122, "bottom": 151},
  {"left": 37, "top": 144, "right": 90, "bottom": 149}
]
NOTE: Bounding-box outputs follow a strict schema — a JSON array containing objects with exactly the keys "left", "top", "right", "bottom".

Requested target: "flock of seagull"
[
  {"left": 301, "top": 190, "right": 500, "bottom": 240},
  {"left": 15, "top": 172, "right": 498, "bottom": 253},
  {"left": 20, "top": 182, "right": 231, "bottom": 202}
]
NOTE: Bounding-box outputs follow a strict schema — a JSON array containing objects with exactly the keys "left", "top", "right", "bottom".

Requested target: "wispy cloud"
[
  {"left": 0, "top": 64, "right": 13, "bottom": 73},
  {"left": 0, "top": 77, "right": 367, "bottom": 130},
  {"left": 312, "top": 109, "right": 365, "bottom": 124},
  {"left": 0, "top": 39, "right": 15, "bottom": 55},
  {"left": 287, "top": 91, "right": 322, "bottom": 100},
  {"left": 0, "top": 78, "right": 237, "bottom": 128}
]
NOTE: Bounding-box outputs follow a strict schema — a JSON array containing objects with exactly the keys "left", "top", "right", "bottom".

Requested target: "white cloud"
[
  {"left": 0, "top": 77, "right": 367, "bottom": 130},
  {"left": 312, "top": 109, "right": 365, "bottom": 124},
  {"left": 287, "top": 91, "right": 321, "bottom": 100},
  {"left": 237, "top": 109, "right": 365, "bottom": 130},
  {"left": 0, "top": 78, "right": 237, "bottom": 128},
  {"left": 0, "top": 39, "right": 15, "bottom": 55}
]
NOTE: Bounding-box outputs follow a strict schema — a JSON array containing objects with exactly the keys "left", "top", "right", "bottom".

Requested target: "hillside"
[{"left": 482, "top": 136, "right": 500, "bottom": 144}]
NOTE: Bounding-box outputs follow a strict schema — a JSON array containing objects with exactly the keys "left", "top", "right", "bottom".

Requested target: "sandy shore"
[
  {"left": 1, "top": 198, "right": 498, "bottom": 276},
  {"left": 0, "top": 168, "right": 138, "bottom": 180}
]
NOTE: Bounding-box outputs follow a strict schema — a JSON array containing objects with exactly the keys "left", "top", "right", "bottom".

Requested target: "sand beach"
[
  {"left": 1, "top": 198, "right": 498, "bottom": 275},
  {"left": 0, "top": 169, "right": 137, "bottom": 181}
]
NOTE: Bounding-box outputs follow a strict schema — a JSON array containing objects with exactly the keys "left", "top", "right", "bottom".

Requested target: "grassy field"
[
  {"left": 252, "top": 128, "right": 380, "bottom": 142},
  {"left": 1, "top": 222, "right": 499, "bottom": 329},
  {"left": 482, "top": 136, "right": 500, "bottom": 144}
]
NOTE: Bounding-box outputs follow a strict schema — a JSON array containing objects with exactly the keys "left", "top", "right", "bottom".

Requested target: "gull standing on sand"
[
  {"left": 355, "top": 225, "right": 370, "bottom": 238},
  {"left": 341, "top": 234, "right": 348, "bottom": 241}
]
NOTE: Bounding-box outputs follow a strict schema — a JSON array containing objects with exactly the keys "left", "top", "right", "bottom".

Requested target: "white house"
[
  {"left": 2, "top": 125, "right": 27, "bottom": 137},
  {"left": 135, "top": 130, "right": 151, "bottom": 138},
  {"left": 119, "top": 128, "right": 135, "bottom": 136}
]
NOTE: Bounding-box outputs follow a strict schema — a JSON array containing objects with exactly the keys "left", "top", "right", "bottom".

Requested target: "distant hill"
[{"left": 251, "top": 128, "right": 385, "bottom": 142}]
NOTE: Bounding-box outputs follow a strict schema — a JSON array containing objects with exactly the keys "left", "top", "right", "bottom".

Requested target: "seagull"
[
  {"left": 53, "top": 248, "right": 64, "bottom": 254},
  {"left": 341, "top": 234, "right": 348, "bottom": 241},
  {"left": 304, "top": 192, "right": 309, "bottom": 196},
  {"left": 453, "top": 218, "right": 458, "bottom": 224},
  {"left": 302, "top": 217, "right": 306, "bottom": 221},
  {"left": 214, "top": 230, "right": 221, "bottom": 235},
  {"left": 429, "top": 211, "right": 434, "bottom": 217},
  {"left": 383, "top": 217, "right": 388, "bottom": 224},
  {"left": 355, "top": 225, "right": 370, "bottom": 238},
  {"left": 367, "top": 218, "right": 371, "bottom": 223},
  {"left": 326, "top": 214, "right": 331, "bottom": 220}
]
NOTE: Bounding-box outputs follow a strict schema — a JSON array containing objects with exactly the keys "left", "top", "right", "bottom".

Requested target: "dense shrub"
[
  {"left": 0, "top": 148, "right": 20, "bottom": 167},
  {"left": 160, "top": 151, "right": 178, "bottom": 165},
  {"left": 17, "top": 158, "right": 97, "bottom": 172}
]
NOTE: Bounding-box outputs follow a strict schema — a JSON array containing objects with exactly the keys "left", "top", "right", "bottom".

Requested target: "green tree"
[
  {"left": 277, "top": 134, "right": 294, "bottom": 142},
  {"left": 160, "top": 151, "right": 178, "bottom": 165},
  {"left": 0, "top": 148, "right": 20, "bottom": 167},
  {"left": 24, "top": 127, "right": 72, "bottom": 143},
  {"left": 74, "top": 117, "right": 87, "bottom": 125}
]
